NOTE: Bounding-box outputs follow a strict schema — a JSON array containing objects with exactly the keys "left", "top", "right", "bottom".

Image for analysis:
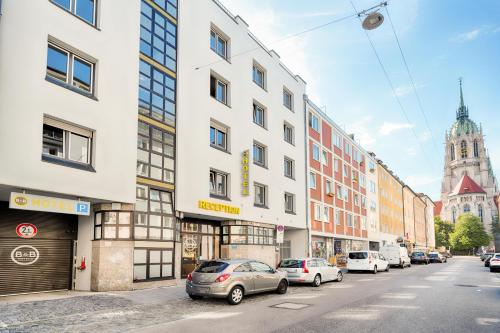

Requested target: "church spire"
[{"left": 456, "top": 77, "right": 469, "bottom": 120}]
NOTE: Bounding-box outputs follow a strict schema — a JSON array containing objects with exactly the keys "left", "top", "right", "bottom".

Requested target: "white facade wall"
[
  {"left": 176, "top": 1, "right": 307, "bottom": 233},
  {"left": 0, "top": 0, "right": 139, "bottom": 204}
]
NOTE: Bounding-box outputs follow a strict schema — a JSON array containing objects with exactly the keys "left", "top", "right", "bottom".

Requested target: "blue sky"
[{"left": 221, "top": 0, "right": 500, "bottom": 200}]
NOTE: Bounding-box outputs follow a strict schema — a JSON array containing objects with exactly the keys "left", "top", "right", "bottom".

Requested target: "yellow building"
[
  {"left": 414, "top": 196, "right": 427, "bottom": 248},
  {"left": 403, "top": 186, "right": 416, "bottom": 246},
  {"left": 377, "top": 162, "right": 404, "bottom": 244}
]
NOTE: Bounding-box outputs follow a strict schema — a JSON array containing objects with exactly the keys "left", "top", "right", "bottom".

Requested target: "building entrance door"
[{"left": 181, "top": 221, "right": 220, "bottom": 278}]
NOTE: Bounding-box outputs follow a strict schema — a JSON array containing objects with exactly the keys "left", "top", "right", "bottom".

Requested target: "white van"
[
  {"left": 379, "top": 245, "right": 411, "bottom": 268},
  {"left": 347, "top": 251, "right": 389, "bottom": 274}
]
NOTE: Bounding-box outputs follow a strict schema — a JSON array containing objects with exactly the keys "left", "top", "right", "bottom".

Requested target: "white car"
[
  {"left": 379, "top": 245, "right": 411, "bottom": 268},
  {"left": 347, "top": 251, "right": 389, "bottom": 274},
  {"left": 489, "top": 253, "right": 500, "bottom": 272},
  {"left": 278, "top": 258, "right": 343, "bottom": 287}
]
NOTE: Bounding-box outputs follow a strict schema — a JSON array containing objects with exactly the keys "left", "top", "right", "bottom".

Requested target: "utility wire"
[
  {"left": 384, "top": 6, "right": 440, "bottom": 155},
  {"left": 350, "top": 1, "right": 434, "bottom": 171}
]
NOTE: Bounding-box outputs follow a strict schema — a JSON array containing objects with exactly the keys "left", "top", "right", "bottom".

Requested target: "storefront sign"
[
  {"left": 11, "top": 245, "right": 40, "bottom": 265},
  {"left": 276, "top": 225, "right": 285, "bottom": 244},
  {"left": 16, "top": 223, "right": 38, "bottom": 238},
  {"left": 241, "top": 150, "right": 250, "bottom": 196},
  {"left": 9, "top": 192, "right": 90, "bottom": 216},
  {"left": 198, "top": 200, "right": 240, "bottom": 215}
]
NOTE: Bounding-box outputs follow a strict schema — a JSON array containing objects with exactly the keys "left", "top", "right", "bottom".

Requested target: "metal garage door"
[{"left": 0, "top": 238, "right": 73, "bottom": 296}]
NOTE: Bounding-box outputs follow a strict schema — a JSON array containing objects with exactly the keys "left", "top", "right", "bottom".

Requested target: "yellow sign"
[
  {"left": 9, "top": 192, "right": 90, "bottom": 216},
  {"left": 241, "top": 150, "right": 250, "bottom": 196},
  {"left": 198, "top": 200, "right": 240, "bottom": 215}
]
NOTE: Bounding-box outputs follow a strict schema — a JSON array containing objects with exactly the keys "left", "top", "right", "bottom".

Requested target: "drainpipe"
[
  {"left": 303, "top": 95, "right": 311, "bottom": 257},
  {"left": 413, "top": 195, "right": 417, "bottom": 249},
  {"left": 401, "top": 185, "right": 405, "bottom": 245},
  {"left": 423, "top": 199, "right": 428, "bottom": 249}
]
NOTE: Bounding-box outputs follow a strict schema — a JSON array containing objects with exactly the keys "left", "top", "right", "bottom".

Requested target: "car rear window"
[
  {"left": 349, "top": 252, "right": 368, "bottom": 260},
  {"left": 413, "top": 252, "right": 424, "bottom": 256},
  {"left": 279, "top": 259, "right": 303, "bottom": 268},
  {"left": 429, "top": 253, "right": 438, "bottom": 257},
  {"left": 195, "top": 261, "right": 229, "bottom": 273}
]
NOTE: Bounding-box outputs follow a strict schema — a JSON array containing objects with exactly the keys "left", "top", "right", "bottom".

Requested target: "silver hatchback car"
[{"left": 186, "top": 259, "right": 288, "bottom": 305}]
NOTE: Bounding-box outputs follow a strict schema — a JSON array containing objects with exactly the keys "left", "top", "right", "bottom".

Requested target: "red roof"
[
  {"left": 434, "top": 201, "right": 442, "bottom": 216},
  {"left": 450, "top": 175, "right": 486, "bottom": 196}
]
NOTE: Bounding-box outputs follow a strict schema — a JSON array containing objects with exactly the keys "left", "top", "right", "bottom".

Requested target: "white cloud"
[
  {"left": 405, "top": 175, "right": 441, "bottom": 187},
  {"left": 393, "top": 83, "right": 426, "bottom": 97},
  {"left": 379, "top": 122, "right": 414, "bottom": 136},
  {"left": 452, "top": 26, "right": 500, "bottom": 43},
  {"left": 346, "top": 116, "right": 376, "bottom": 147}
]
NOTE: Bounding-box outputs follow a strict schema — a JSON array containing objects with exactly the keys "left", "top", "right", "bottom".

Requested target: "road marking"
[
  {"left": 367, "top": 304, "right": 420, "bottom": 309},
  {"left": 404, "top": 285, "right": 431, "bottom": 289},
  {"left": 324, "top": 309, "right": 380, "bottom": 321},
  {"left": 476, "top": 318, "right": 500, "bottom": 326},
  {"left": 380, "top": 293, "right": 416, "bottom": 300},
  {"left": 326, "top": 284, "right": 353, "bottom": 289},
  {"left": 183, "top": 312, "right": 241, "bottom": 320},
  {"left": 358, "top": 278, "right": 375, "bottom": 282}
]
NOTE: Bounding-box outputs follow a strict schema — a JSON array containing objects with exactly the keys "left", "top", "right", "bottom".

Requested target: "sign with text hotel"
[
  {"left": 9, "top": 192, "right": 91, "bottom": 216},
  {"left": 242, "top": 149, "right": 250, "bottom": 196}
]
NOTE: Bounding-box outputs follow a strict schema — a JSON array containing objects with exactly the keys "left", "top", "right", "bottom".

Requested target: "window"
[
  {"left": 333, "top": 131, "right": 341, "bottom": 147},
  {"left": 139, "top": 60, "right": 176, "bottom": 126},
  {"left": 140, "top": 2, "right": 177, "bottom": 71},
  {"left": 370, "top": 180, "right": 376, "bottom": 193},
  {"left": 135, "top": 185, "right": 175, "bottom": 241},
  {"left": 463, "top": 204, "right": 470, "bottom": 213},
  {"left": 253, "top": 63, "right": 265, "bottom": 89},
  {"left": 151, "top": 0, "right": 178, "bottom": 18},
  {"left": 343, "top": 164, "right": 348, "bottom": 178},
  {"left": 344, "top": 142, "right": 351, "bottom": 156},
  {"left": 94, "top": 211, "right": 132, "bottom": 240},
  {"left": 347, "top": 214, "right": 353, "bottom": 227},
  {"left": 210, "top": 29, "right": 228, "bottom": 59},
  {"left": 134, "top": 248, "right": 174, "bottom": 281},
  {"left": 253, "top": 103, "right": 266, "bottom": 128},
  {"left": 42, "top": 119, "right": 93, "bottom": 168},
  {"left": 334, "top": 158, "right": 339, "bottom": 172},
  {"left": 309, "top": 112, "right": 319, "bottom": 131},
  {"left": 335, "top": 209, "right": 341, "bottom": 225},
  {"left": 354, "top": 194, "right": 359, "bottom": 206},
  {"left": 460, "top": 140, "right": 468, "bottom": 159},
  {"left": 210, "top": 74, "right": 228, "bottom": 104},
  {"left": 360, "top": 174, "right": 366, "bottom": 188},
  {"left": 325, "top": 180, "right": 333, "bottom": 195},
  {"left": 253, "top": 142, "right": 267, "bottom": 167},
  {"left": 452, "top": 206, "right": 457, "bottom": 223},
  {"left": 51, "top": 0, "right": 96, "bottom": 25},
  {"left": 450, "top": 144, "right": 455, "bottom": 161},
  {"left": 284, "top": 157, "right": 294, "bottom": 179},
  {"left": 309, "top": 172, "right": 317, "bottom": 189},
  {"left": 314, "top": 203, "right": 321, "bottom": 220},
  {"left": 322, "top": 150, "right": 328, "bottom": 165},
  {"left": 478, "top": 204, "right": 483, "bottom": 222},
  {"left": 361, "top": 196, "right": 366, "bottom": 209},
  {"left": 337, "top": 185, "right": 342, "bottom": 200},
  {"left": 285, "top": 192, "right": 295, "bottom": 213},
  {"left": 473, "top": 140, "right": 479, "bottom": 158},
  {"left": 222, "top": 225, "right": 274, "bottom": 245},
  {"left": 323, "top": 206, "right": 330, "bottom": 222},
  {"left": 312, "top": 144, "right": 320, "bottom": 161},
  {"left": 352, "top": 170, "right": 358, "bottom": 182},
  {"left": 254, "top": 183, "right": 268, "bottom": 207},
  {"left": 344, "top": 188, "right": 349, "bottom": 202},
  {"left": 283, "top": 122, "right": 294, "bottom": 144},
  {"left": 283, "top": 88, "right": 293, "bottom": 110},
  {"left": 137, "top": 122, "right": 175, "bottom": 183},
  {"left": 210, "top": 169, "right": 228, "bottom": 198},
  {"left": 210, "top": 121, "right": 228, "bottom": 151},
  {"left": 361, "top": 217, "right": 367, "bottom": 230},
  {"left": 46, "top": 43, "right": 94, "bottom": 95}
]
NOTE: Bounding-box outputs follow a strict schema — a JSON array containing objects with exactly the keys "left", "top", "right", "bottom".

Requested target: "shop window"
[
  {"left": 222, "top": 225, "right": 274, "bottom": 245},
  {"left": 133, "top": 248, "right": 173, "bottom": 281},
  {"left": 94, "top": 211, "right": 132, "bottom": 240}
]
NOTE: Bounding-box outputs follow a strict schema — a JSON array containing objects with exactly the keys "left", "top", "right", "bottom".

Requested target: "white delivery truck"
[{"left": 379, "top": 245, "right": 411, "bottom": 268}]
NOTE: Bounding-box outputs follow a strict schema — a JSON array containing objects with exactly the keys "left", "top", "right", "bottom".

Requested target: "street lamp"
[{"left": 355, "top": 1, "right": 388, "bottom": 30}]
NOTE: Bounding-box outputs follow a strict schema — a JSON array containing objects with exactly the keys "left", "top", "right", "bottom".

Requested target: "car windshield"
[
  {"left": 349, "top": 252, "right": 368, "bottom": 259},
  {"left": 429, "top": 253, "right": 438, "bottom": 257},
  {"left": 413, "top": 252, "right": 424, "bottom": 256},
  {"left": 279, "top": 259, "right": 303, "bottom": 268},
  {"left": 195, "top": 261, "right": 229, "bottom": 273}
]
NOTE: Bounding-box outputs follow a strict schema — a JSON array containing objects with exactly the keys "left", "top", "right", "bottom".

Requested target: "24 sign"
[{"left": 16, "top": 223, "right": 37, "bottom": 238}]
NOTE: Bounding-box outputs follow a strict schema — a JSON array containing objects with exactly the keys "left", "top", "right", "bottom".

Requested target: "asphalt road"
[{"left": 142, "top": 256, "right": 500, "bottom": 333}]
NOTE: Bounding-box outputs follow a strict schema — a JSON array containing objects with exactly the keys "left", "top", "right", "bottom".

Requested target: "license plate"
[{"left": 192, "top": 286, "right": 209, "bottom": 293}]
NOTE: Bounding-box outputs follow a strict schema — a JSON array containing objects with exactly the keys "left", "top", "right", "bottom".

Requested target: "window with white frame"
[
  {"left": 334, "top": 158, "right": 339, "bottom": 172},
  {"left": 210, "top": 28, "right": 228, "bottom": 59},
  {"left": 253, "top": 103, "right": 266, "bottom": 128},
  {"left": 42, "top": 117, "right": 93, "bottom": 167},
  {"left": 337, "top": 185, "right": 342, "bottom": 200},
  {"left": 283, "top": 88, "right": 293, "bottom": 110},
  {"left": 210, "top": 169, "right": 228, "bottom": 198},
  {"left": 352, "top": 170, "right": 358, "bottom": 182},
  {"left": 335, "top": 209, "right": 341, "bottom": 225},
  {"left": 344, "top": 188, "right": 349, "bottom": 202},
  {"left": 347, "top": 214, "right": 353, "bottom": 227},
  {"left": 370, "top": 180, "right": 376, "bottom": 193},
  {"left": 284, "top": 157, "right": 294, "bottom": 179},
  {"left": 46, "top": 42, "right": 94, "bottom": 94},
  {"left": 314, "top": 203, "right": 321, "bottom": 221},
  {"left": 253, "top": 141, "right": 267, "bottom": 167},
  {"left": 50, "top": 0, "right": 97, "bottom": 26},
  {"left": 323, "top": 206, "right": 329, "bottom": 222},
  {"left": 284, "top": 192, "right": 295, "bottom": 213},
  {"left": 210, "top": 74, "right": 228, "bottom": 104},
  {"left": 333, "top": 131, "right": 342, "bottom": 147},
  {"left": 345, "top": 142, "right": 351, "bottom": 156},
  {"left": 322, "top": 150, "right": 328, "bottom": 165},
  {"left": 343, "top": 164, "right": 348, "bottom": 178},
  {"left": 360, "top": 174, "right": 366, "bottom": 187},
  {"left": 361, "top": 196, "right": 366, "bottom": 209},
  {"left": 361, "top": 217, "right": 367, "bottom": 230},
  {"left": 312, "top": 144, "right": 320, "bottom": 161},
  {"left": 254, "top": 183, "right": 268, "bottom": 207},
  {"left": 283, "top": 122, "right": 294, "bottom": 144},
  {"left": 354, "top": 194, "right": 359, "bottom": 206},
  {"left": 309, "top": 112, "right": 319, "bottom": 131},
  {"left": 210, "top": 120, "right": 228, "bottom": 151},
  {"left": 325, "top": 180, "right": 333, "bottom": 195},
  {"left": 252, "top": 63, "right": 266, "bottom": 89},
  {"left": 309, "top": 172, "right": 317, "bottom": 189}
]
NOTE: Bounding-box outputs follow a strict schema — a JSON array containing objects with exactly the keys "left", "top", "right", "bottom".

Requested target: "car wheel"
[
  {"left": 227, "top": 286, "right": 244, "bottom": 305},
  {"left": 385, "top": 265, "right": 390, "bottom": 272},
  {"left": 336, "top": 271, "right": 343, "bottom": 282},
  {"left": 188, "top": 294, "right": 203, "bottom": 300},
  {"left": 312, "top": 274, "right": 321, "bottom": 287},
  {"left": 276, "top": 279, "right": 288, "bottom": 294},
  {"left": 373, "top": 266, "right": 378, "bottom": 274}
]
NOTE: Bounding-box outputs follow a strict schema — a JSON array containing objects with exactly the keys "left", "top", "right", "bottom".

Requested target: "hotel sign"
[
  {"left": 9, "top": 192, "right": 91, "bottom": 216},
  {"left": 242, "top": 150, "right": 250, "bottom": 196},
  {"left": 198, "top": 200, "right": 240, "bottom": 215}
]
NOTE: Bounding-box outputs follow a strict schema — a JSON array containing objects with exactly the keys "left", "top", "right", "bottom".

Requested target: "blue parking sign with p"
[{"left": 76, "top": 203, "right": 90, "bottom": 215}]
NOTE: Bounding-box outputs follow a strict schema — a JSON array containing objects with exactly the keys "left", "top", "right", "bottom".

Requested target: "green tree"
[
  {"left": 450, "top": 213, "right": 491, "bottom": 252},
  {"left": 434, "top": 217, "right": 454, "bottom": 248}
]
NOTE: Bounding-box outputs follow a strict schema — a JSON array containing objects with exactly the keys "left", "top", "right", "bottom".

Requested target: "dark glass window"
[
  {"left": 94, "top": 211, "right": 132, "bottom": 240},
  {"left": 134, "top": 248, "right": 173, "bottom": 280},
  {"left": 253, "top": 104, "right": 265, "bottom": 128},
  {"left": 42, "top": 122, "right": 92, "bottom": 165},
  {"left": 47, "top": 45, "right": 68, "bottom": 82},
  {"left": 52, "top": 0, "right": 71, "bottom": 10},
  {"left": 51, "top": 0, "right": 96, "bottom": 25},
  {"left": 222, "top": 225, "right": 274, "bottom": 245},
  {"left": 72, "top": 57, "right": 92, "bottom": 92},
  {"left": 210, "top": 30, "right": 228, "bottom": 59},
  {"left": 152, "top": 0, "right": 177, "bottom": 18},
  {"left": 195, "top": 261, "right": 229, "bottom": 273},
  {"left": 210, "top": 125, "right": 227, "bottom": 150}
]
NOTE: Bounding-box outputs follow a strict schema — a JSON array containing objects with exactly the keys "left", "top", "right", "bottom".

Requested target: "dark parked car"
[
  {"left": 428, "top": 252, "right": 447, "bottom": 263},
  {"left": 481, "top": 253, "right": 495, "bottom": 261},
  {"left": 411, "top": 252, "right": 430, "bottom": 265}
]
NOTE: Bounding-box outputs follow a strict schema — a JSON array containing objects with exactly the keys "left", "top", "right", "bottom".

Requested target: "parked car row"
[{"left": 481, "top": 252, "right": 500, "bottom": 272}]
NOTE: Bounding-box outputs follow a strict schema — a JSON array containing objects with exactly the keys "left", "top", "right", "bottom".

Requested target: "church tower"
[{"left": 438, "top": 80, "right": 498, "bottom": 247}]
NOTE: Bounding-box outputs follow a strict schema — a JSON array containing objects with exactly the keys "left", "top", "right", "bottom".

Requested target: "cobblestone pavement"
[{"left": 0, "top": 283, "right": 325, "bottom": 333}]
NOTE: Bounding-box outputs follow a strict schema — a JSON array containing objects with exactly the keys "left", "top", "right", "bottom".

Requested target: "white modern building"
[{"left": 176, "top": 0, "right": 308, "bottom": 275}]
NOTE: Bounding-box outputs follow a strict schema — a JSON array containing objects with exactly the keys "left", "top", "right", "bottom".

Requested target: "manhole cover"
[
  {"left": 455, "top": 284, "right": 479, "bottom": 287},
  {"left": 271, "top": 302, "right": 310, "bottom": 310}
]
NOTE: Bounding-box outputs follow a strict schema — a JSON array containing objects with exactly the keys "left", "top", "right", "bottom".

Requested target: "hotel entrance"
[{"left": 180, "top": 219, "right": 220, "bottom": 278}]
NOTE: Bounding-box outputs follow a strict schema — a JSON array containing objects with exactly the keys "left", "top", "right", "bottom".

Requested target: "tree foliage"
[
  {"left": 434, "top": 216, "right": 454, "bottom": 248},
  {"left": 450, "top": 213, "right": 491, "bottom": 251}
]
